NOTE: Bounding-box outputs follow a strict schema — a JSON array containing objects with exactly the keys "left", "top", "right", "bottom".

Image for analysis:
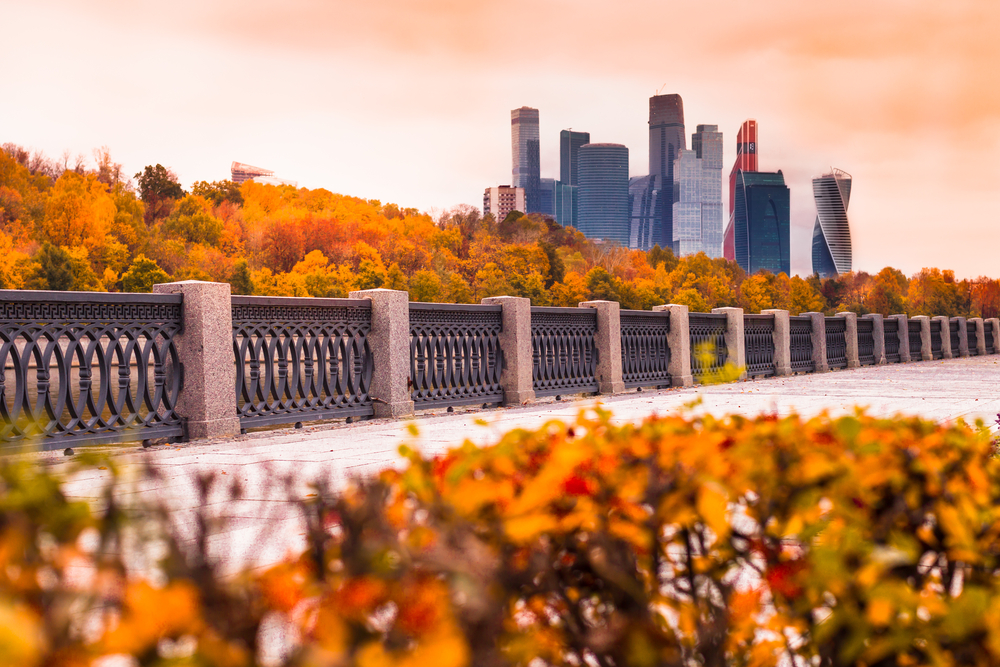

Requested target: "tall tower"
[
  {"left": 577, "top": 143, "right": 630, "bottom": 246},
  {"left": 724, "top": 120, "right": 758, "bottom": 261},
  {"left": 732, "top": 170, "right": 790, "bottom": 275},
  {"left": 811, "top": 168, "right": 853, "bottom": 278},
  {"left": 648, "top": 94, "right": 685, "bottom": 250},
  {"left": 559, "top": 130, "right": 590, "bottom": 186},
  {"left": 511, "top": 107, "right": 540, "bottom": 214},
  {"left": 693, "top": 124, "right": 723, "bottom": 257}
]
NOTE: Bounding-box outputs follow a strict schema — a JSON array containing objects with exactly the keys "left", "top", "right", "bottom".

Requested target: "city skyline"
[{"left": 3, "top": 0, "right": 997, "bottom": 278}]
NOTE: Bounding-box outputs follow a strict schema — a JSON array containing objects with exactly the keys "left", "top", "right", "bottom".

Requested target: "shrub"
[{"left": 3, "top": 410, "right": 1000, "bottom": 665}]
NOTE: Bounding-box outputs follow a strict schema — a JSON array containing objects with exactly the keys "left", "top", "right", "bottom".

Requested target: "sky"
[{"left": 2, "top": 0, "right": 998, "bottom": 278}]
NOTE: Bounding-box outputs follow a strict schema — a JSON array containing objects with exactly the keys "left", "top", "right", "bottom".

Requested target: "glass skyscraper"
[
  {"left": 811, "top": 168, "right": 853, "bottom": 278},
  {"left": 671, "top": 125, "right": 723, "bottom": 257},
  {"left": 732, "top": 170, "right": 790, "bottom": 275},
  {"left": 724, "top": 120, "right": 758, "bottom": 262},
  {"left": 511, "top": 107, "right": 541, "bottom": 214},
  {"left": 628, "top": 175, "right": 661, "bottom": 250},
  {"left": 554, "top": 182, "right": 577, "bottom": 229},
  {"left": 557, "top": 129, "right": 589, "bottom": 229},
  {"left": 538, "top": 178, "right": 556, "bottom": 217},
  {"left": 577, "top": 143, "right": 630, "bottom": 245},
  {"left": 649, "top": 94, "right": 685, "bottom": 251}
]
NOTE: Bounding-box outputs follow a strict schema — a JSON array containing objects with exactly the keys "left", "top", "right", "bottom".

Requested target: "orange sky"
[{"left": 3, "top": 0, "right": 998, "bottom": 277}]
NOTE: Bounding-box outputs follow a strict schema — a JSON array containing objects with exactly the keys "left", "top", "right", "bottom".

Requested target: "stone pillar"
[
  {"left": 864, "top": 314, "right": 886, "bottom": 365},
  {"left": 932, "top": 315, "right": 952, "bottom": 359},
  {"left": 968, "top": 317, "right": 986, "bottom": 356},
  {"left": 350, "top": 288, "right": 414, "bottom": 418},
  {"left": 888, "top": 314, "right": 910, "bottom": 363},
  {"left": 802, "top": 312, "right": 828, "bottom": 373},
  {"left": 580, "top": 300, "right": 624, "bottom": 394},
  {"left": 653, "top": 304, "right": 693, "bottom": 387},
  {"left": 712, "top": 307, "right": 745, "bottom": 380},
  {"left": 911, "top": 316, "right": 932, "bottom": 361},
  {"left": 952, "top": 317, "right": 969, "bottom": 357},
  {"left": 482, "top": 296, "right": 535, "bottom": 406},
  {"left": 989, "top": 318, "right": 1000, "bottom": 354},
  {"left": 153, "top": 280, "right": 241, "bottom": 440},
  {"left": 762, "top": 309, "right": 791, "bottom": 376},
  {"left": 836, "top": 312, "right": 860, "bottom": 369}
]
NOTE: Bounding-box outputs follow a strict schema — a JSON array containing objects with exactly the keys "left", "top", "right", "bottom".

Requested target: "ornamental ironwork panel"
[
  {"left": 689, "top": 313, "right": 728, "bottom": 380},
  {"left": 620, "top": 310, "right": 671, "bottom": 389},
  {"left": 825, "top": 317, "right": 848, "bottom": 369},
  {"left": 858, "top": 318, "right": 876, "bottom": 366},
  {"left": 232, "top": 296, "right": 373, "bottom": 428},
  {"left": 531, "top": 307, "right": 599, "bottom": 397},
  {"left": 0, "top": 291, "right": 184, "bottom": 450},
  {"left": 930, "top": 320, "right": 943, "bottom": 359},
  {"left": 409, "top": 303, "right": 503, "bottom": 408},
  {"left": 908, "top": 320, "right": 923, "bottom": 358},
  {"left": 986, "top": 321, "right": 996, "bottom": 355},
  {"left": 744, "top": 314, "right": 775, "bottom": 378},
  {"left": 883, "top": 318, "right": 901, "bottom": 363},
  {"left": 949, "top": 320, "right": 961, "bottom": 356},
  {"left": 967, "top": 323, "right": 980, "bottom": 356},
  {"left": 789, "top": 316, "right": 814, "bottom": 373}
]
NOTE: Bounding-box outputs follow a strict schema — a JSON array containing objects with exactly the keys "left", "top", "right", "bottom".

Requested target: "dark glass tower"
[
  {"left": 649, "top": 94, "right": 685, "bottom": 251},
  {"left": 628, "top": 175, "right": 661, "bottom": 250},
  {"left": 732, "top": 170, "right": 790, "bottom": 275},
  {"left": 511, "top": 107, "right": 540, "bottom": 214},
  {"left": 560, "top": 130, "right": 590, "bottom": 185},
  {"left": 577, "top": 143, "right": 630, "bottom": 245}
]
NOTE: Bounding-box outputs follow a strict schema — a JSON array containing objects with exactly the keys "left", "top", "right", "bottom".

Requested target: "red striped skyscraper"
[{"left": 723, "top": 120, "right": 757, "bottom": 261}]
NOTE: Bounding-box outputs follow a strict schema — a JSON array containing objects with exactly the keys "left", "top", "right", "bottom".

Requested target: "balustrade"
[
  {"left": 620, "top": 310, "right": 671, "bottom": 389},
  {"left": 530, "top": 307, "right": 599, "bottom": 397},
  {"left": 883, "top": 318, "right": 901, "bottom": 363},
  {"left": 743, "top": 314, "right": 775, "bottom": 377},
  {"left": 825, "top": 317, "right": 848, "bottom": 369},
  {"left": 858, "top": 318, "right": 876, "bottom": 366},
  {"left": 689, "top": 313, "right": 728, "bottom": 380},
  {"left": 930, "top": 320, "right": 943, "bottom": 359}
]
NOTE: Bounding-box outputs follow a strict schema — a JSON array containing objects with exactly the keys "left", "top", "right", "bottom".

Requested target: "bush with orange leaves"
[{"left": 3, "top": 409, "right": 1000, "bottom": 666}]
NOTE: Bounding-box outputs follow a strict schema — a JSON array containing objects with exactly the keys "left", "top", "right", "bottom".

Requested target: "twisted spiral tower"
[{"left": 811, "top": 168, "right": 853, "bottom": 278}]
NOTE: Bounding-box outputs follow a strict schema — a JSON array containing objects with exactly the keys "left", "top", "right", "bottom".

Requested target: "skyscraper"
[
  {"left": 511, "top": 107, "right": 540, "bottom": 214},
  {"left": 628, "top": 175, "right": 661, "bottom": 250},
  {"left": 672, "top": 149, "right": 703, "bottom": 256},
  {"left": 681, "top": 124, "right": 724, "bottom": 257},
  {"left": 812, "top": 168, "right": 853, "bottom": 278},
  {"left": 538, "top": 178, "right": 556, "bottom": 217},
  {"left": 724, "top": 120, "right": 758, "bottom": 261},
  {"left": 560, "top": 130, "right": 590, "bottom": 185},
  {"left": 554, "top": 182, "right": 577, "bottom": 228},
  {"left": 648, "top": 94, "right": 685, "bottom": 250},
  {"left": 732, "top": 170, "right": 790, "bottom": 275},
  {"left": 577, "top": 143, "right": 630, "bottom": 245}
]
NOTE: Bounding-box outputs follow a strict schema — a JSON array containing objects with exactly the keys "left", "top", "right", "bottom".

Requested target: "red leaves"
[{"left": 562, "top": 474, "right": 593, "bottom": 497}]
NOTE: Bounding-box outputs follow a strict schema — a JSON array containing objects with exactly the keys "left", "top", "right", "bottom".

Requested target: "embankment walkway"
[{"left": 49, "top": 355, "right": 1000, "bottom": 573}]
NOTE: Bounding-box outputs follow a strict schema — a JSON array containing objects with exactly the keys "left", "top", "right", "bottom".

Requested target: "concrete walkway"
[{"left": 45, "top": 355, "right": 1000, "bottom": 573}]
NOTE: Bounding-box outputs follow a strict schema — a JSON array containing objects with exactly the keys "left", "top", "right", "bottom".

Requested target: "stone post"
[
  {"left": 762, "top": 309, "right": 791, "bottom": 376},
  {"left": 482, "top": 296, "right": 535, "bottom": 406},
  {"left": 863, "top": 314, "right": 886, "bottom": 365},
  {"left": 653, "top": 304, "right": 693, "bottom": 387},
  {"left": 712, "top": 307, "right": 745, "bottom": 380},
  {"left": 836, "top": 312, "right": 860, "bottom": 369},
  {"left": 952, "top": 317, "right": 969, "bottom": 357},
  {"left": 802, "top": 312, "right": 828, "bottom": 372},
  {"left": 888, "top": 314, "right": 910, "bottom": 363},
  {"left": 350, "top": 288, "right": 414, "bottom": 418},
  {"left": 968, "top": 317, "right": 986, "bottom": 356},
  {"left": 911, "top": 316, "right": 932, "bottom": 361},
  {"left": 153, "top": 280, "right": 241, "bottom": 440},
  {"left": 580, "top": 300, "right": 624, "bottom": 394},
  {"left": 989, "top": 318, "right": 1000, "bottom": 354},
  {"left": 932, "top": 315, "right": 952, "bottom": 359}
]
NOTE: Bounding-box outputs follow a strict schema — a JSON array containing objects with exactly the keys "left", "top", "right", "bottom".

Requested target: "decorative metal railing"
[
  {"left": 908, "top": 320, "right": 923, "bottom": 359},
  {"left": 966, "top": 322, "right": 979, "bottom": 356},
  {"left": 0, "top": 292, "right": 184, "bottom": 450},
  {"left": 857, "top": 318, "right": 876, "bottom": 366},
  {"left": 949, "top": 320, "right": 961, "bottom": 356},
  {"left": 789, "top": 316, "right": 814, "bottom": 373},
  {"left": 744, "top": 314, "right": 775, "bottom": 377},
  {"left": 689, "top": 313, "right": 728, "bottom": 380},
  {"left": 825, "top": 317, "right": 848, "bottom": 369},
  {"left": 410, "top": 303, "right": 503, "bottom": 409},
  {"left": 930, "top": 320, "right": 943, "bottom": 359},
  {"left": 531, "top": 307, "right": 599, "bottom": 397},
  {"left": 883, "top": 318, "right": 901, "bottom": 363},
  {"left": 620, "top": 310, "right": 671, "bottom": 389},
  {"left": 987, "top": 321, "right": 997, "bottom": 355},
  {"left": 232, "top": 296, "right": 373, "bottom": 428}
]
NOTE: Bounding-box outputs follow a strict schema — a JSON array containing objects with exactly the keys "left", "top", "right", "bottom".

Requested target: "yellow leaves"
[
  {"left": 0, "top": 600, "right": 45, "bottom": 667},
  {"left": 867, "top": 597, "right": 895, "bottom": 626},
  {"left": 696, "top": 483, "right": 730, "bottom": 544},
  {"left": 258, "top": 561, "right": 311, "bottom": 613},
  {"left": 504, "top": 514, "right": 560, "bottom": 543},
  {"left": 101, "top": 580, "right": 202, "bottom": 655}
]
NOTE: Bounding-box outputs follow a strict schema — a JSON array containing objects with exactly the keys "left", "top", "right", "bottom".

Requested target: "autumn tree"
[
  {"left": 121, "top": 255, "right": 171, "bottom": 293},
  {"left": 134, "top": 164, "right": 185, "bottom": 224}
]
